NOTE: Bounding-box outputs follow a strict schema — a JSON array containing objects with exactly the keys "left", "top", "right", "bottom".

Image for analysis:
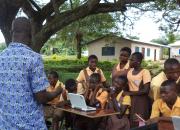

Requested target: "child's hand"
[
  {"left": 55, "top": 86, "right": 63, "bottom": 95},
  {"left": 122, "top": 91, "right": 130, "bottom": 96},
  {"left": 145, "top": 117, "right": 159, "bottom": 125},
  {"left": 62, "top": 90, "right": 67, "bottom": 101}
]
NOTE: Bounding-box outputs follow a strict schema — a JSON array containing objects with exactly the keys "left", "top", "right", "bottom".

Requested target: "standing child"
[
  {"left": 126, "top": 52, "right": 151, "bottom": 127},
  {"left": 111, "top": 47, "right": 131, "bottom": 79},
  {"left": 76, "top": 55, "right": 106, "bottom": 94}
]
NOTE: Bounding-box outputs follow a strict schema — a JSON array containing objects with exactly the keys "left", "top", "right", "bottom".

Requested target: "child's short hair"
[
  {"left": 88, "top": 55, "right": 98, "bottom": 62},
  {"left": 49, "top": 71, "right": 59, "bottom": 79},
  {"left": 89, "top": 73, "right": 101, "bottom": 83},
  {"left": 120, "top": 47, "right": 131, "bottom": 56},
  {"left": 164, "top": 58, "right": 179, "bottom": 68},
  {"left": 65, "top": 79, "right": 77, "bottom": 92},
  {"left": 161, "top": 79, "right": 176, "bottom": 89}
]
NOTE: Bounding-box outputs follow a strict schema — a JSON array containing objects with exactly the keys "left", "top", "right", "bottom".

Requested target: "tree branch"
[
  {"left": 33, "top": 0, "right": 100, "bottom": 51},
  {"left": 22, "top": 0, "right": 37, "bottom": 18},
  {"left": 28, "top": 0, "right": 41, "bottom": 11},
  {"left": 40, "top": 0, "right": 66, "bottom": 21},
  {"left": 124, "top": 0, "right": 155, "bottom": 4}
]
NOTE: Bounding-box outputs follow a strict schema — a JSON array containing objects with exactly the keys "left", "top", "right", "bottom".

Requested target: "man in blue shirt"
[{"left": 0, "top": 17, "right": 63, "bottom": 130}]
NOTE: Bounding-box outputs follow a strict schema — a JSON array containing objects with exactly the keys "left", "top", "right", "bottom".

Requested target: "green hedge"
[
  {"left": 43, "top": 56, "right": 163, "bottom": 78},
  {"left": 43, "top": 57, "right": 116, "bottom": 73}
]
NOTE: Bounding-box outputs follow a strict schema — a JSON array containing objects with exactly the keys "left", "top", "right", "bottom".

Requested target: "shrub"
[{"left": 43, "top": 56, "right": 163, "bottom": 77}]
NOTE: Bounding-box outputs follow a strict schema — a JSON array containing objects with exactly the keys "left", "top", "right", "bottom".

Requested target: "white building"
[
  {"left": 170, "top": 41, "right": 180, "bottom": 60},
  {"left": 87, "top": 35, "right": 168, "bottom": 61}
]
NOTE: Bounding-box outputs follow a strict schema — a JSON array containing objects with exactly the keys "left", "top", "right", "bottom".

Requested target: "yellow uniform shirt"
[
  {"left": 76, "top": 67, "right": 106, "bottom": 94},
  {"left": 150, "top": 97, "right": 180, "bottom": 118},
  {"left": 110, "top": 61, "right": 129, "bottom": 78},
  {"left": 116, "top": 90, "right": 131, "bottom": 114},
  {"left": 46, "top": 80, "right": 65, "bottom": 105},
  {"left": 150, "top": 71, "right": 167, "bottom": 100},
  {"left": 96, "top": 88, "right": 108, "bottom": 109},
  {"left": 150, "top": 71, "right": 180, "bottom": 100},
  {"left": 127, "top": 69, "right": 151, "bottom": 91}
]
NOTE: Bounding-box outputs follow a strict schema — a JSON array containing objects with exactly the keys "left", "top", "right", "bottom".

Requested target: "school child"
[
  {"left": 84, "top": 73, "right": 108, "bottom": 109},
  {"left": 149, "top": 80, "right": 180, "bottom": 124},
  {"left": 76, "top": 55, "right": 106, "bottom": 94},
  {"left": 111, "top": 47, "right": 131, "bottom": 79},
  {"left": 150, "top": 58, "right": 180, "bottom": 100},
  {"left": 43, "top": 71, "right": 64, "bottom": 130},
  {"left": 126, "top": 52, "right": 152, "bottom": 127},
  {"left": 75, "top": 73, "right": 108, "bottom": 130},
  {"left": 106, "top": 75, "right": 131, "bottom": 130},
  {"left": 58, "top": 79, "right": 78, "bottom": 129}
]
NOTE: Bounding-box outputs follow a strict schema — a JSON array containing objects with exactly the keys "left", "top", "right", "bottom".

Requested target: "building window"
[
  {"left": 179, "top": 49, "right": 180, "bottom": 55},
  {"left": 135, "top": 47, "right": 139, "bottom": 52},
  {"left": 147, "top": 48, "right": 150, "bottom": 56},
  {"left": 102, "top": 47, "right": 115, "bottom": 56}
]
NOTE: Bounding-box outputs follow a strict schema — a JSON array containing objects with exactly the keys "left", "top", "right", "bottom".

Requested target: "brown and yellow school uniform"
[
  {"left": 76, "top": 67, "right": 106, "bottom": 94},
  {"left": 43, "top": 80, "right": 64, "bottom": 119},
  {"left": 127, "top": 68, "right": 151, "bottom": 127},
  {"left": 127, "top": 68, "right": 151, "bottom": 91},
  {"left": 106, "top": 90, "right": 131, "bottom": 130},
  {"left": 150, "top": 71, "right": 180, "bottom": 101},
  {"left": 96, "top": 88, "right": 109, "bottom": 109},
  {"left": 111, "top": 61, "right": 130, "bottom": 78}
]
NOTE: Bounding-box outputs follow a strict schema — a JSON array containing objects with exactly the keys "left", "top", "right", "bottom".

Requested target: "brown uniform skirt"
[
  {"left": 129, "top": 95, "right": 152, "bottom": 128},
  {"left": 105, "top": 115, "right": 130, "bottom": 130}
]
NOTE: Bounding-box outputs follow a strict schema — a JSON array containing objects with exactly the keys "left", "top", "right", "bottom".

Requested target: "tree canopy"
[{"left": 0, "top": 0, "right": 179, "bottom": 52}]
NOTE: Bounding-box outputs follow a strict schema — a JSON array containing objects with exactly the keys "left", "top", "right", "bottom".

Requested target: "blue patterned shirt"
[{"left": 0, "top": 42, "right": 49, "bottom": 130}]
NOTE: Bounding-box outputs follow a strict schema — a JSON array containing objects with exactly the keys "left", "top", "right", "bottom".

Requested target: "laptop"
[
  {"left": 68, "top": 93, "right": 96, "bottom": 111},
  {"left": 172, "top": 116, "right": 180, "bottom": 130}
]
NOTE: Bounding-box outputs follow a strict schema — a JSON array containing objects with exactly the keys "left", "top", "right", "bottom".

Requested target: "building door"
[
  {"left": 154, "top": 49, "right": 156, "bottom": 61},
  {"left": 142, "top": 47, "right": 145, "bottom": 57}
]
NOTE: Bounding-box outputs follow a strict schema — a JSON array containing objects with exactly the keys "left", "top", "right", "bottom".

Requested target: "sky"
[{"left": 0, "top": 0, "right": 163, "bottom": 43}]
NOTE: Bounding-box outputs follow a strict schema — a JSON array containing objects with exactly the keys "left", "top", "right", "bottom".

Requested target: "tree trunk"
[
  {"left": 76, "top": 32, "right": 83, "bottom": 59},
  {"left": 1, "top": 25, "right": 11, "bottom": 45}
]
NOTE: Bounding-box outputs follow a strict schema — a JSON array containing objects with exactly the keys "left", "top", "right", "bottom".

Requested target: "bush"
[
  {"left": 43, "top": 56, "right": 116, "bottom": 73},
  {"left": 43, "top": 56, "right": 163, "bottom": 78}
]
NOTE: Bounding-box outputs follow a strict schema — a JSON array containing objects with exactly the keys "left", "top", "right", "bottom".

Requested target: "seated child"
[
  {"left": 75, "top": 73, "right": 108, "bottom": 130},
  {"left": 43, "top": 71, "right": 65, "bottom": 130},
  {"left": 106, "top": 75, "right": 130, "bottom": 130},
  {"left": 84, "top": 73, "right": 108, "bottom": 109},
  {"left": 149, "top": 80, "right": 180, "bottom": 123},
  {"left": 58, "top": 79, "right": 77, "bottom": 129}
]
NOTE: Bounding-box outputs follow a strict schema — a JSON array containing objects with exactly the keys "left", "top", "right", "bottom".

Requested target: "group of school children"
[{"left": 44, "top": 47, "right": 180, "bottom": 130}]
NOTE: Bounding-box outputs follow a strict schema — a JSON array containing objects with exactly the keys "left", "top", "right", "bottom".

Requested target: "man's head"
[
  {"left": 119, "top": 47, "right": 131, "bottom": 63},
  {"left": 48, "top": 71, "right": 59, "bottom": 87},
  {"left": 89, "top": 73, "right": 101, "bottom": 90},
  {"left": 160, "top": 80, "right": 177, "bottom": 104},
  {"left": 11, "top": 17, "right": 32, "bottom": 46},
  {"left": 129, "top": 52, "right": 143, "bottom": 68},
  {"left": 88, "top": 55, "right": 98, "bottom": 71},
  {"left": 164, "top": 58, "right": 180, "bottom": 80},
  {"left": 65, "top": 79, "right": 77, "bottom": 93},
  {"left": 112, "top": 75, "right": 128, "bottom": 93}
]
